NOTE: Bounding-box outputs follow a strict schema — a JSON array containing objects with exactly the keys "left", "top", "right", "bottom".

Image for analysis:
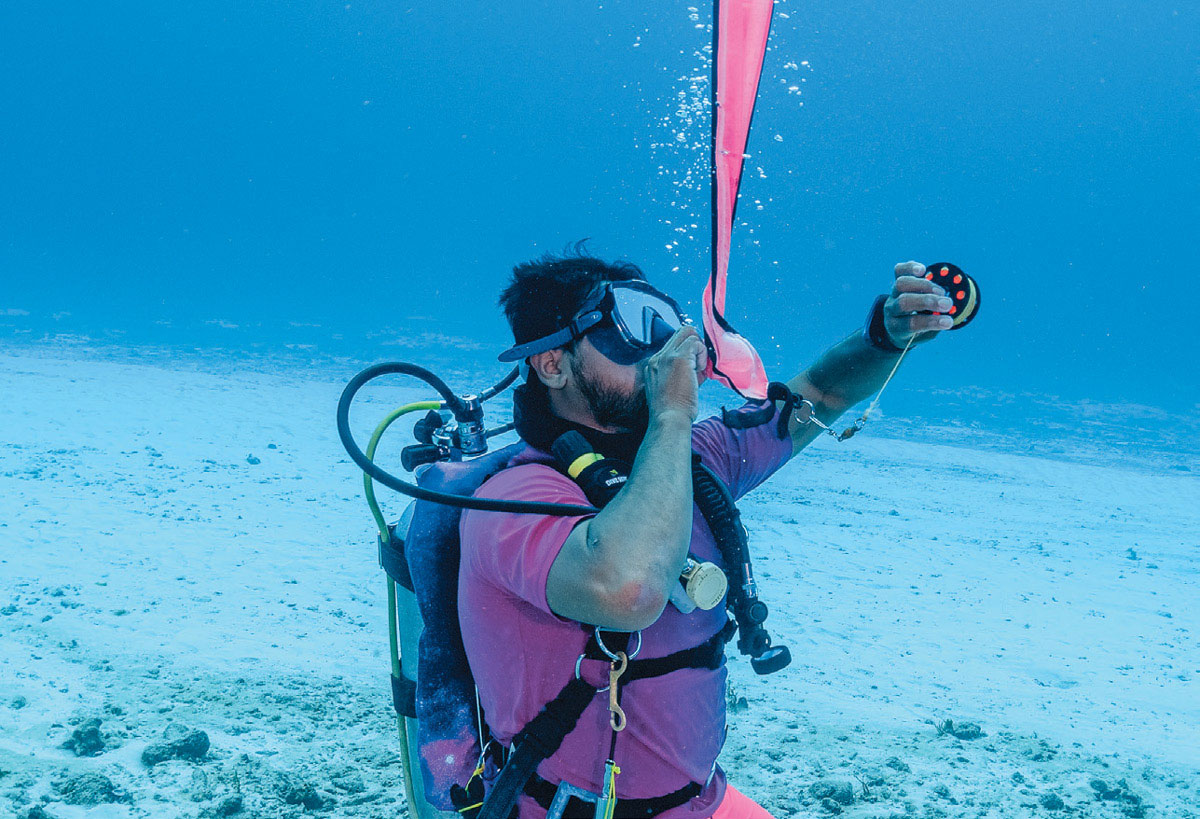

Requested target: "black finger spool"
[{"left": 923, "top": 262, "right": 980, "bottom": 330}]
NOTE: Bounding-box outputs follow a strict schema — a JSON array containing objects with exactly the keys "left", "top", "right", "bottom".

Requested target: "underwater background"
[
  {"left": 3, "top": 0, "right": 1198, "bottom": 413},
  {"left": 2, "top": 2, "right": 1199, "bottom": 818}
]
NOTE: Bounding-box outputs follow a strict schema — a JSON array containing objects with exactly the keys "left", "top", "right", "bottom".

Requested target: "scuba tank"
[{"left": 379, "top": 503, "right": 450, "bottom": 817}]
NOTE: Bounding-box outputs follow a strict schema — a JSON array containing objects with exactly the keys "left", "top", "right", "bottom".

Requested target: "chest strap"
[
  {"left": 525, "top": 775, "right": 702, "bottom": 818},
  {"left": 580, "top": 618, "right": 735, "bottom": 682}
]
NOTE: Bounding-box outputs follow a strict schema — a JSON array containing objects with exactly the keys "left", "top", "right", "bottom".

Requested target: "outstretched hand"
[{"left": 883, "top": 261, "right": 955, "bottom": 348}]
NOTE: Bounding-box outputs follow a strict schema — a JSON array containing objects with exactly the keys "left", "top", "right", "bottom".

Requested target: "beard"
[{"left": 569, "top": 353, "right": 649, "bottom": 433}]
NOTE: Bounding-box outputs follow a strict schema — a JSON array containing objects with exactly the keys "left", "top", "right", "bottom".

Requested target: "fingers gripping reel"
[
  {"left": 923, "top": 262, "right": 981, "bottom": 330},
  {"left": 798, "top": 263, "right": 981, "bottom": 445}
]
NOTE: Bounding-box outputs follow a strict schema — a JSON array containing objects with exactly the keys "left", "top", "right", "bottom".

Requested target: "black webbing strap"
[
  {"left": 525, "top": 774, "right": 702, "bottom": 818},
  {"left": 579, "top": 626, "right": 630, "bottom": 659},
  {"left": 390, "top": 672, "right": 417, "bottom": 719},
  {"left": 622, "top": 619, "right": 735, "bottom": 683},
  {"left": 577, "top": 623, "right": 731, "bottom": 684},
  {"left": 476, "top": 677, "right": 598, "bottom": 819},
  {"left": 719, "top": 381, "right": 800, "bottom": 440},
  {"left": 477, "top": 629, "right": 630, "bottom": 819},
  {"left": 720, "top": 400, "right": 774, "bottom": 430},
  {"left": 766, "top": 381, "right": 800, "bottom": 440}
]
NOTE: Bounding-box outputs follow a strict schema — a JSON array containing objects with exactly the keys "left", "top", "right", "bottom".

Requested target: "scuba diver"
[
  {"left": 336, "top": 245, "right": 978, "bottom": 817},
  {"left": 448, "top": 247, "right": 961, "bottom": 818}
]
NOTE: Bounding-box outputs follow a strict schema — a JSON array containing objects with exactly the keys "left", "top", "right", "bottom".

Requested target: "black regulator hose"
[
  {"left": 479, "top": 365, "right": 521, "bottom": 401},
  {"left": 337, "top": 362, "right": 599, "bottom": 516},
  {"left": 692, "top": 456, "right": 791, "bottom": 675}
]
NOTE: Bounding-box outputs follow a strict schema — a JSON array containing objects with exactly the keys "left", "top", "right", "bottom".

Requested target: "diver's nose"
[{"left": 649, "top": 315, "right": 676, "bottom": 349}]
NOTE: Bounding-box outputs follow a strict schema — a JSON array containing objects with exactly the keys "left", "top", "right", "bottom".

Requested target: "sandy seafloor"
[{"left": 2, "top": 343, "right": 1198, "bottom": 819}]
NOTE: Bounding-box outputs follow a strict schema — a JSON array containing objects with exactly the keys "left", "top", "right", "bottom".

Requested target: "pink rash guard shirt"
[{"left": 458, "top": 410, "right": 791, "bottom": 818}]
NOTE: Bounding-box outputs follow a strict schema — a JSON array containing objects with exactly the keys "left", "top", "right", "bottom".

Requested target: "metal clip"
[
  {"left": 607, "top": 652, "right": 628, "bottom": 732},
  {"left": 837, "top": 419, "right": 865, "bottom": 441},
  {"left": 797, "top": 398, "right": 867, "bottom": 442},
  {"left": 793, "top": 398, "right": 816, "bottom": 425}
]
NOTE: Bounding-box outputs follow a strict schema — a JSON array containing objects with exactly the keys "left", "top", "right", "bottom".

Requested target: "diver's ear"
[{"left": 529, "top": 348, "right": 569, "bottom": 390}]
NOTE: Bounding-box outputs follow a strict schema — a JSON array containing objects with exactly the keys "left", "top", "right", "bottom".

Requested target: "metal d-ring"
[
  {"left": 594, "top": 629, "right": 642, "bottom": 661},
  {"left": 795, "top": 398, "right": 832, "bottom": 431},
  {"left": 576, "top": 651, "right": 613, "bottom": 694},
  {"left": 580, "top": 631, "right": 644, "bottom": 692}
]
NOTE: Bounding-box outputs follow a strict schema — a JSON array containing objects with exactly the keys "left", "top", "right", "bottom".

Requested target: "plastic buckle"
[{"left": 546, "top": 780, "right": 600, "bottom": 819}]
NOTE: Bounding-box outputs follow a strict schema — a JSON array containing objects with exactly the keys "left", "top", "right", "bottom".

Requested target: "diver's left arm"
[{"left": 783, "top": 261, "right": 954, "bottom": 456}]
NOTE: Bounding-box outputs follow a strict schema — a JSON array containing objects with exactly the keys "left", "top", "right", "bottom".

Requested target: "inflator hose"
[
  {"left": 337, "top": 362, "right": 599, "bottom": 516},
  {"left": 365, "top": 401, "right": 442, "bottom": 539}
]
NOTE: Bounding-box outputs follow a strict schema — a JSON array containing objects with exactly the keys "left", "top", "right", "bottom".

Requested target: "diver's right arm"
[{"left": 546, "top": 329, "right": 706, "bottom": 631}]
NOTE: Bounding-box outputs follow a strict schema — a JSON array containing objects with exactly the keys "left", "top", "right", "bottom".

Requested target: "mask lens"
[
  {"left": 588, "top": 323, "right": 650, "bottom": 365},
  {"left": 611, "top": 287, "right": 683, "bottom": 345}
]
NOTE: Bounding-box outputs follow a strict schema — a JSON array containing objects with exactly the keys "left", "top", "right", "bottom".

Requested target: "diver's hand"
[
  {"left": 884, "top": 261, "right": 954, "bottom": 347},
  {"left": 642, "top": 326, "right": 707, "bottom": 423}
]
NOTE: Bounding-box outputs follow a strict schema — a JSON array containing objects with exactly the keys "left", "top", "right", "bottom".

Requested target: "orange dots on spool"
[{"left": 920, "top": 263, "right": 979, "bottom": 330}]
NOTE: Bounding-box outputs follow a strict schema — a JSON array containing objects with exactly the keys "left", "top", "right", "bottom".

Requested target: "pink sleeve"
[
  {"left": 691, "top": 410, "right": 792, "bottom": 500},
  {"left": 460, "top": 465, "right": 593, "bottom": 616}
]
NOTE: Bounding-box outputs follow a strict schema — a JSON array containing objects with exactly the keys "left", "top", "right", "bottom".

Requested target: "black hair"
[{"left": 499, "top": 241, "right": 646, "bottom": 351}]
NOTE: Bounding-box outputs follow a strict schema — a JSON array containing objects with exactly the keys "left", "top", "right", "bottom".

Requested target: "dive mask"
[{"left": 498, "top": 280, "right": 690, "bottom": 366}]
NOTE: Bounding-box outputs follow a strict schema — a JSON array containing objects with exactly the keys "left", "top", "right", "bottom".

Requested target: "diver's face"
[{"left": 567, "top": 335, "right": 648, "bottom": 432}]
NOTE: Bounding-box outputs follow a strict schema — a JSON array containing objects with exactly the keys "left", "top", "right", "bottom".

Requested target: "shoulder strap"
[
  {"left": 720, "top": 380, "right": 800, "bottom": 439},
  {"left": 476, "top": 676, "right": 597, "bottom": 819}
]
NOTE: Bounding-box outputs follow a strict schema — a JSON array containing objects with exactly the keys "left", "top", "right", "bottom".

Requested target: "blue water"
[{"left": 2, "top": 0, "right": 1198, "bottom": 412}]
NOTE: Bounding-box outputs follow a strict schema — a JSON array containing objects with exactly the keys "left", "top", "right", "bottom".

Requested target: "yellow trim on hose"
[
  {"left": 567, "top": 451, "right": 602, "bottom": 479},
  {"left": 364, "top": 401, "right": 442, "bottom": 540}
]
